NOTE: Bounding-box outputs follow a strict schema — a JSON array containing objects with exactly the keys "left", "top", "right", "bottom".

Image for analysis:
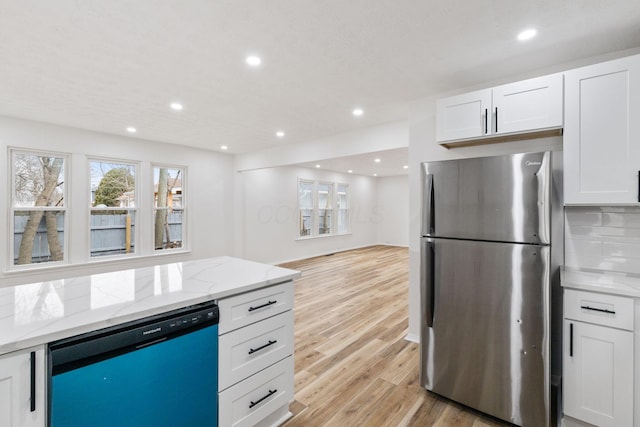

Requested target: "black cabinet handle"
[
  {"left": 484, "top": 108, "right": 488, "bottom": 134},
  {"left": 30, "top": 351, "right": 36, "bottom": 412},
  {"left": 581, "top": 305, "right": 615, "bottom": 315},
  {"left": 248, "top": 300, "right": 277, "bottom": 312},
  {"left": 569, "top": 323, "right": 573, "bottom": 357},
  {"left": 249, "top": 389, "right": 278, "bottom": 409},
  {"left": 248, "top": 340, "right": 277, "bottom": 355},
  {"left": 495, "top": 107, "right": 498, "bottom": 133},
  {"left": 427, "top": 241, "right": 436, "bottom": 328}
]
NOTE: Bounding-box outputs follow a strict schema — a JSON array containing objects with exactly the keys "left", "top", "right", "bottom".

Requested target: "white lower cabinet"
[
  {"left": 219, "top": 356, "right": 294, "bottom": 427},
  {"left": 563, "top": 290, "right": 634, "bottom": 427},
  {"left": 0, "top": 346, "right": 45, "bottom": 427},
  {"left": 218, "top": 281, "right": 295, "bottom": 427}
]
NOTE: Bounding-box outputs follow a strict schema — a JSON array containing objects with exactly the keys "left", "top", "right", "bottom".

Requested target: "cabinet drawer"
[
  {"left": 219, "top": 356, "right": 294, "bottom": 427},
  {"left": 564, "top": 289, "right": 634, "bottom": 331},
  {"left": 218, "top": 282, "right": 294, "bottom": 334},
  {"left": 219, "top": 311, "right": 294, "bottom": 390}
]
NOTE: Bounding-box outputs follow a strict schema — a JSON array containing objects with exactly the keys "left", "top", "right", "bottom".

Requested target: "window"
[
  {"left": 297, "top": 180, "right": 349, "bottom": 238},
  {"left": 298, "top": 180, "right": 313, "bottom": 237},
  {"left": 11, "top": 150, "right": 67, "bottom": 266},
  {"left": 336, "top": 183, "right": 349, "bottom": 234},
  {"left": 317, "top": 182, "right": 333, "bottom": 236},
  {"left": 89, "top": 160, "right": 137, "bottom": 258},
  {"left": 153, "top": 166, "right": 185, "bottom": 251}
]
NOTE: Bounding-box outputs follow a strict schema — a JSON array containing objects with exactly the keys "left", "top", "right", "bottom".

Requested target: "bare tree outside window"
[
  {"left": 12, "top": 152, "right": 66, "bottom": 265},
  {"left": 154, "top": 166, "right": 184, "bottom": 250}
]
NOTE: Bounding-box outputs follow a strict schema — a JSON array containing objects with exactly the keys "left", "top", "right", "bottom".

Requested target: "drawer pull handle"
[
  {"left": 248, "top": 340, "right": 277, "bottom": 355},
  {"left": 249, "top": 389, "right": 278, "bottom": 409},
  {"left": 569, "top": 323, "right": 573, "bottom": 357},
  {"left": 248, "top": 300, "right": 277, "bottom": 312},
  {"left": 30, "top": 351, "right": 36, "bottom": 412},
  {"left": 581, "top": 305, "right": 615, "bottom": 315}
]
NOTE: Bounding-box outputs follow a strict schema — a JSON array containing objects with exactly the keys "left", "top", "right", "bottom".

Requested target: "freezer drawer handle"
[
  {"left": 248, "top": 300, "right": 277, "bottom": 312},
  {"left": 248, "top": 340, "right": 278, "bottom": 355},
  {"left": 249, "top": 389, "right": 278, "bottom": 409},
  {"left": 569, "top": 323, "right": 573, "bottom": 357},
  {"left": 580, "top": 305, "right": 615, "bottom": 315},
  {"left": 30, "top": 351, "right": 36, "bottom": 412}
]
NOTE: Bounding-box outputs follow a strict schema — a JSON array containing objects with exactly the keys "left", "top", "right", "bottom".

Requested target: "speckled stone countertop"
[{"left": 0, "top": 256, "right": 300, "bottom": 355}]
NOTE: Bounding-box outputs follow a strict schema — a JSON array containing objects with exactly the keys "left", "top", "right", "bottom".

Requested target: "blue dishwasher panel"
[{"left": 51, "top": 324, "right": 218, "bottom": 427}]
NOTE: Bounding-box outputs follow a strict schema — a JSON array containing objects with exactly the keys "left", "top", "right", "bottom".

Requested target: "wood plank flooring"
[{"left": 280, "top": 245, "right": 511, "bottom": 427}]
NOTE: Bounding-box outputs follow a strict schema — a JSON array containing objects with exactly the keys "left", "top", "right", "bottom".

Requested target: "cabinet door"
[
  {"left": 0, "top": 346, "right": 45, "bottom": 427},
  {"left": 436, "top": 89, "right": 491, "bottom": 142},
  {"left": 493, "top": 73, "right": 563, "bottom": 134},
  {"left": 564, "top": 55, "right": 640, "bottom": 204},
  {"left": 563, "top": 320, "right": 633, "bottom": 427}
]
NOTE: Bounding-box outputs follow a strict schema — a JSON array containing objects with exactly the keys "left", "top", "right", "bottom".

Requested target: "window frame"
[
  {"left": 335, "top": 182, "right": 350, "bottom": 235},
  {"left": 297, "top": 179, "right": 315, "bottom": 239},
  {"left": 297, "top": 179, "right": 351, "bottom": 239},
  {"left": 88, "top": 157, "right": 139, "bottom": 260},
  {"left": 316, "top": 181, "right": 334, "bottom": 236},
  {"left": 9, "top": 148, "right": 69, "bottom": 270},
  {"left": 152, "top": 163, "right": 187, "bottom": 253}
]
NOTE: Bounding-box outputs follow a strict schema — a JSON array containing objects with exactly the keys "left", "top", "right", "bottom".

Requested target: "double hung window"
[{"left": 11, "top": 151, "right": 67, "bottom": 266}]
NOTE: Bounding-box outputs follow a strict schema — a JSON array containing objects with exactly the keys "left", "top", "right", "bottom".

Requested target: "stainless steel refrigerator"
[{"left": 420, "top": 151, "right": 563, "bottom": 427}]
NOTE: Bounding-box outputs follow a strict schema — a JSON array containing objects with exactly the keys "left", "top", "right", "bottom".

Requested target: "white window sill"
[{"left": 295, "top": 232, "right": 352, "bottom": 241}]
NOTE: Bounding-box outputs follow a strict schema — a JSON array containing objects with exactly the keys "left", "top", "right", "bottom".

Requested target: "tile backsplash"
[{"left": 565, "top": 206, "right": 640, "bottom": 274}]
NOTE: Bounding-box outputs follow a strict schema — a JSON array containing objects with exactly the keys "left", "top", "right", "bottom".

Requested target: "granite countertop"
[
  {"left": 0, "top": 256, "right": 300, "bottom": 355},
  {"left": 561, "top": 268, "right": 640, "bottom": 298}
]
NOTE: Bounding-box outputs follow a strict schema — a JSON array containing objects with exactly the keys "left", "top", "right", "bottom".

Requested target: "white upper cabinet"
[
  {"left": 492, "top": 73, "right": 563, "bottom": 134},
  {"left": 436, "top": 73, "right": 563, "bottom": 145},
  {"left": 564, "top": 54, "right": 640, "bottom": 205},
  {"left": 436, "top": 89, "right": 492, "bottom": 142}
]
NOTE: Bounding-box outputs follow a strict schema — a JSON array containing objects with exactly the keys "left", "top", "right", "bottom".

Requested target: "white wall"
[
  {"left": 238, "top": 166, "right": 382, "bottom": 264},
  {"left": 376, "top": 175, "right": 409, "bottom": 247},
  {"left": 0, "top": 116, "right": 235, "bottom": 286}
]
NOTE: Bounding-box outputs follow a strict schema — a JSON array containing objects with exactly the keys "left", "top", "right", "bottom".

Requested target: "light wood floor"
[{"left": 280, "top": 245, "right": 511, "bottom": 427}]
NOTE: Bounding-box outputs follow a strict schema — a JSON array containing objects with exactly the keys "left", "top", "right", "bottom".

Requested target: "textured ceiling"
[{"left": 1, "top": 1, "right": 640, "bottom": 156}]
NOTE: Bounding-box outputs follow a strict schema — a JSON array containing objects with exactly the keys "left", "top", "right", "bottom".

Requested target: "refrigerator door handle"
[
  {"left": 425, "top": 240, "right": 436, "bottom": 328},
  {"left": 422, "top": 172, "right": 435, "bottom": 235}
]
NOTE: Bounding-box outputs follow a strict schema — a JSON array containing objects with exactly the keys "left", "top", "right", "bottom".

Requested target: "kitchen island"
[{"left": 0, "top": 256, "right": 300, "bottom": 427}]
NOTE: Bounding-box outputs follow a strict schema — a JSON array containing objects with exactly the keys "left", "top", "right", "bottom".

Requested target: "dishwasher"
[{"left": 48, "top": 301, "right": 219, "bottom": 427}]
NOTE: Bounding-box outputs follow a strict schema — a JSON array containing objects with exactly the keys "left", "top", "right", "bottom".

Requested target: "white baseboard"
[{"left": 404, "top": 332, "right": 419, "bottom": 343}]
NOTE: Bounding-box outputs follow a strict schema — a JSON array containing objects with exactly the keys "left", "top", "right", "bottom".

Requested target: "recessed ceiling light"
[
  {"left": 170, "top": 102, "right": 183, "bottom": 111},
  {"left": 348, "top": 170, "right": 353, "bottom": 174},
  {"left": 276, "top": 131, "right": 285, "bottom": 138},
  {"left": 517, "top": 28, "right": 537, "bottom": 41},
  {"left": 315, "top": 164, "right": 320, "bottom": 168},
  {"left": 126, "top": 127, "right": 137, "bottom": 133},
  {"left": 403, "top": 165, "right": 409, "bottom": 169},
  {"left": 246, "top": 55, "right": 262, "bottom": 66},
  {"left": 373, "top": 173, "right": 378, "bottom": 177},
  {"left": 374, "top": 158, "right": 381, "bottom": 163},
  {"left": 220, "top": 145, "right": 228, "bottom": 150},
  {"left": 352, "top": 108, "right": 364, "bottom": 117}
]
